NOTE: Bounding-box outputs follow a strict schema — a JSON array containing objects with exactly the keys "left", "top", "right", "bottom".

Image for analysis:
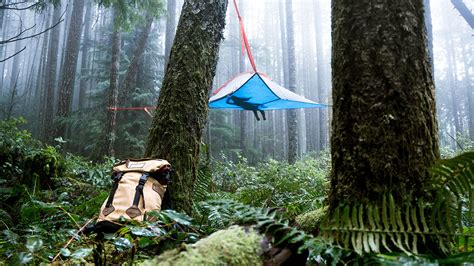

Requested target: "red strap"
[
  {"left": 107, "top": 106, "right": 156, "bottom": 110},
  {"left": 233, "top": 0, "right": 257, "bottom": 72}
]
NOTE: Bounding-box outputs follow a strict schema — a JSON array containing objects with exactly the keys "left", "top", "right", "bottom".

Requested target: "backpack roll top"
[{"left": 97, "top": 159, "right": 171, "bottom": 223}]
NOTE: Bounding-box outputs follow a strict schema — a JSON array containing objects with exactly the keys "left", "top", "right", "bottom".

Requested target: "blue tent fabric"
[{"left": 209, "top": 72, "right": 327, "bottom": 110}]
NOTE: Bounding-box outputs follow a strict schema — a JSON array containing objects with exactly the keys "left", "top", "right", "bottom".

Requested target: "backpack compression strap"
[
  {"left": 102, "top": 172, "right": 123, "bottom": 216},
  {"left": 126, "top": 172, "right": 149, "bottom": 219}
]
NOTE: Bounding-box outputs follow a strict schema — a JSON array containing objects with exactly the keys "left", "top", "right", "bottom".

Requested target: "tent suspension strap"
[
  {"left": 233, "top": 0, "right": 257, "bottom": 72},
  {"left": 107, "top": 106, "right": 156, "bottom": 117}
]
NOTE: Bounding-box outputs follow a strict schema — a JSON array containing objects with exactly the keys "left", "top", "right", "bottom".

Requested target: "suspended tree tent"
[{"left": 208, "top": 0, "right": 327, "bottom": 120}]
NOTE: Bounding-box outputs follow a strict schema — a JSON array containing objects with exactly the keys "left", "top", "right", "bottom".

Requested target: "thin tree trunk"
[
  {"left": 164, "top": 0, "right": 176, "bottom": 68},
  {"left": 42, "top": 5, "right": 62, "bottom": 141},
  {"left": 314, "top": 0, "right": 328, "bottom": 151},
  {"left": 102, "top": 10, "right": 121, "bottom": 157},
  {"left": 446, "top": 37, "right": 461, "bottom": 139},
  {"left": 0, "top": 10, "right": 7, "bottom": 95},
  {"left": 78, "top": 0, "right": 92, "bottom": 109},
  {"left": 423, "top": 0, "right": 434, "bottom": 71},
  {"left": 119, "top": 15, "right": 154, "bottom": 105},
  {"left": 461, "top": 44, "right": 474, "bottom": 140},
  {"left": 286, "top": 0, "right": 298, "bottom": 164},
  {"left": 238, "top": 1, "right": 246, "bottom": 156},
  {"left": 35, "top": 11, "right": 50, "bottom": 136},
  {"left": 55, "top": 0, "right": 85, "bottom": 138},
  {"left": 450, "top": 0, "right": 474, "bottom": 28},
  {"left": 145, "top": 0, "right": 228, "bottom": 214}
]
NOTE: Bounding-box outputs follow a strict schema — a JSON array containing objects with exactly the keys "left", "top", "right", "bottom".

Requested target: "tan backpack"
[{"left": 97, "top": 158, "right": 171, "bottom": 223}]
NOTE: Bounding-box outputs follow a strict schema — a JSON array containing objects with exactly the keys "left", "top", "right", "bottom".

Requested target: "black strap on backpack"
[
  {"left": 152, "top": 169, "right": 173, "bottom": 210},
  {"left": 126, "top": 172, "right": 149, "bottom": 218},
  {"left": 102, "top": 172, "right": 123, "bottom": 216}
]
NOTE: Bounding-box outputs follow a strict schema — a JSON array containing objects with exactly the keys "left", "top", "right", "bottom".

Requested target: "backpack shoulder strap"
[
  {"left": 102, "top": 172, "right": 123, "bottom": 216},
  {"left": 125, "top": 172, "right": 149, "bottom": 219}
]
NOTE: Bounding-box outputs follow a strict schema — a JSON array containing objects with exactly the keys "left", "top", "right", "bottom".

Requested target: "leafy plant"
[
  {"left": 210, "top": 153, "right": 330, "bottom": 218},
  {"left": 319, "top": 152, "right": 474, "bottom": 257}
]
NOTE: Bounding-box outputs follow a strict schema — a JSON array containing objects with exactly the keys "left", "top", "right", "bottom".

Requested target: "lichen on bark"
[{"left": 329, "top": 0, "right": 440, "bottom": 207}]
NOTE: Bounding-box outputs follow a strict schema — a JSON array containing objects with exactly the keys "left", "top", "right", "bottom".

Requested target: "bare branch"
[
  {"left": 1, "top": 24, "right": 37, "bottom": 44},
  {"left": 0, "top": 46, "right": 26, "bottom": 62},
  {"left": 0, "top": 10, "right": 65, "bottom": 45},
  {"left": 0, "top": 2, "right": 39, "bottom": 10}
]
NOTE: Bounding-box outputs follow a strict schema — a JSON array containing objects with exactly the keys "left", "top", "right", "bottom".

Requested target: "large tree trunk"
[
  {"left": 329, "top": 0, "right": 439, "bottom": 206},
  {"left": 42, "top": 5, "right": 62, "bottom": 141},
  {"left": 102, "top": 10, "right": 121, "bottom": 157},
  {"left": 285, "top": 0, "right": 298, "bottom": 164},
  {"left": 54, "top": 0, "right": 85, "bottom": 138},
  {"left": 145, "top": 0, "right": 228, "bottom": 214}
]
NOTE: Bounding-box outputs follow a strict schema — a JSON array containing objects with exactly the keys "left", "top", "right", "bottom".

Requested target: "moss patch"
[
  {"left": 142, "top": 226, "right": 263, "bottom": 265},
  {"left": 295, "top": 206, "right": 328, "bottom": 233}
]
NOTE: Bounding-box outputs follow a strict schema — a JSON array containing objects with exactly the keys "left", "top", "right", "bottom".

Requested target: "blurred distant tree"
[
  {"left": 451, "top": 0, "right": 474, "bottom": 29},
  {"left": 286, "top": 0, "right": 298, "bottom": 164}
]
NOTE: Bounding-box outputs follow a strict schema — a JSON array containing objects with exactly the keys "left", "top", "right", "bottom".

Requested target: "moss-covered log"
[
  {"left": 329, "top": 0, "right": 440, "bottom": 207},
  {"left": 145, "top": 0, "right": 228, "bottom": 214},
  {"left": 143, "top": 226, "right": 263, "bottom": 265}
]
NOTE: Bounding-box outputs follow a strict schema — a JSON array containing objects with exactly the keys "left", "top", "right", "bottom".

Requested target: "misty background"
[{"left": 0, "top": 0, "right": 472, "bottom": 163}]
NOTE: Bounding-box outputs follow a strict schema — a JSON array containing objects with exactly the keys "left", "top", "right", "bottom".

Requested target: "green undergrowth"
[
  {"left": 0, "top": 118, "right": 473, "bottom": 264},
  {"left": 208, "top": 152, "right": 330, "bottom": 218}
]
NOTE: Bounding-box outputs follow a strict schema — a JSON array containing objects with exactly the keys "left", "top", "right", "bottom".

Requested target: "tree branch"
[
  {"left": 0, "top": 2, "right": 39, "bottom": 10},
  {"left": 0, "top": 10, "right": 65, "bottom": 45},
  {"left": 451, "top": 0, "right": 474, "bottom": 29},
  {"left": 0, "top": 46, "right": 26, "bottom": 62}
]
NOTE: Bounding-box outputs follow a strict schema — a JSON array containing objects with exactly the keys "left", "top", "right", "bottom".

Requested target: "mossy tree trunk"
[
  {"left": 329, "top": 0, "right": 440, "bottom": 207},
  {"left": 145, "top": 0, "right": 228, "bottom": 214}
]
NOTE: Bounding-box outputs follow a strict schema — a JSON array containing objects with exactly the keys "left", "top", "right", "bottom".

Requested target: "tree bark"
[
  {"left": 423, "top": 0, "right": 434, "bottom": 71},
  {"left": 446, "top": 37, "right": 461, "bottom": 139},
  {"left": 78, "top": 0, "right": 92, "bottom": 110},
  {"left": 329, "top": 0, "right": 439, "bottom": 206},
  {"left": 286, "top": 0, "right": 298, "bottom": 164},
  {"left": 42, "top": 5, "right": 62, "bottom": 141},
  {"left": 145, "top": 0, "right": 228, "bottom": 214},
  {"left": 119, "top": 15, "right": 154, "bottom": 105},
  {"left": 102, "top": 10, "right": 121, "bottom": 157},
  {"left": 54, "top": 0, "right": 85, "bottom": 138},
  {"left": 461, "top": 44, "right": 474, "bottom": 140},
  {"left": 238, "top": 1, "right": 247, "bottom": 156}
]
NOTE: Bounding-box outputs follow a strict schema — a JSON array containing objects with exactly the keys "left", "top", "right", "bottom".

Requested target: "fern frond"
[{"left": 193, "top": 164, "right": 214, "bottom": 202}]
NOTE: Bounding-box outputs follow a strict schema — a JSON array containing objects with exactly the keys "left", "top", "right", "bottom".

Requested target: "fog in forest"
[{"left": 0, "top": 0, "right": 472, "bottom": 163}]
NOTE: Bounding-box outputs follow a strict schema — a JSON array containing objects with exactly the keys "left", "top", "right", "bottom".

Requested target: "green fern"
[
  {"left": 196, "top": 200, "right": 341, "bottom": 262},
  {"left": 431, "top": 151, "right": 473, "bottom": 227},
  {"left": 321, "top": 152, "right": 474, "bottom": 256},
  {"left": 193, "top": 164, "right": 214, "bottom": 203}
]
